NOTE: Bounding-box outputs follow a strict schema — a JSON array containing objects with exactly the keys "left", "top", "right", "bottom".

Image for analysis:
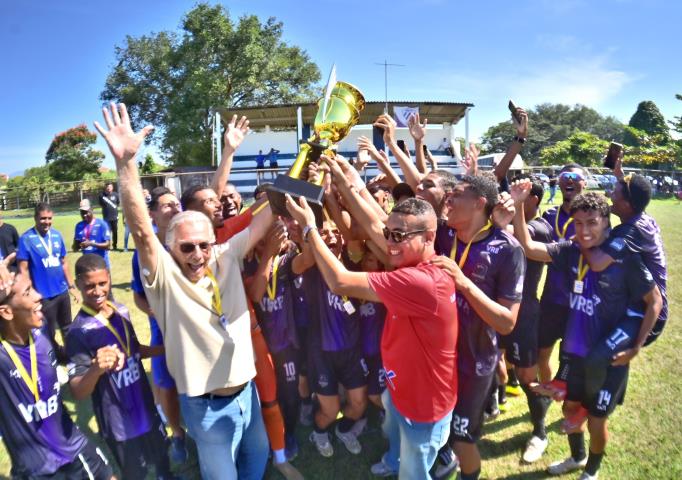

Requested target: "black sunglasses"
[
  {"left": 178, "top": 241, "right": 212, "bottom": 254},
  {"left": 382, "top": 227, "right": 427, "bottom": 243}
]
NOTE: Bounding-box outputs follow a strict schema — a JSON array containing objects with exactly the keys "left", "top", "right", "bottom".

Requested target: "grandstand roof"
[{"left": 215, "top": 101, "right": 474, "bottom": 129}]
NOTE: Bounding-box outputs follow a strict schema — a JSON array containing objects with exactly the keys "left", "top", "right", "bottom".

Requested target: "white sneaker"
[
  {"left": 350, "top": 416, "right": 368, "bottom": 437},
  {"left": 309, "top": 431, "right": 334, "bottom": 458},
  {"left": 522, "top": 435, "right": 548, "bottom": 463},
  {"left": 370, "top": 460, "right": 398, "bottom": 477},
  {"left": 548, "top": 456, "right": 588, "bottom": 475},
  {"left": 431, "top": 446, "right": 459, "bottom": 479},
  {"left": 578, "top": 472, "right": 598, "bottom": 480},
  {"left": 335, "top": 425, "right": 362, "bottom": 454}
]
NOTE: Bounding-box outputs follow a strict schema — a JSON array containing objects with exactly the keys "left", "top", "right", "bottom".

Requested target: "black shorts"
[
  {"left": 500, "top": 298, "right": 540, "bottom": 367},
  {"left": 538, "top": 301, "right": 570, "bottom": 349},
  {"left": 308, "top": 345, "right": 368, "bottom": 396},
  {"left": 296, "top": 325, "right": 309, "bottom": 376},
  {"left": 21, "top": 441, "right": 113, "bottom": 480},
  {"left": 104, "top": 423, "right": 169, "bottom": 479},
  {"left": 272, "top": 346, "right": 301, "bottom": 389},
  {"left": 364, "top": 353, "right": 386, "bottom": 396},
  {"left": 450, "top": 371, "right": 495, "bottom": 443},
  {"left": 565, "top": 354, "right": 629, "bottom": 418}
]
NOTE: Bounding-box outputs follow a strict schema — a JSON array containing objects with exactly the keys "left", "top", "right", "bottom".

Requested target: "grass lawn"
[{"left": 0, "top": 196, "right": 681, "bottom": 479}]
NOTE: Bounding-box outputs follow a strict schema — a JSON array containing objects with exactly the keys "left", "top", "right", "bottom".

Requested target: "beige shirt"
[{"left": 142, "top": 229, "right": 255, "bottom": 396}]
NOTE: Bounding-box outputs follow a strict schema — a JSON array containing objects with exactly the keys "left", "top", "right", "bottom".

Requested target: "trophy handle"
[{"left": 288, "top": 143, "right": 312, "bottom": 179}]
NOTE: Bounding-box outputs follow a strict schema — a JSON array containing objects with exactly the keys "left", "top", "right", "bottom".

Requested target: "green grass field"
[{"left": 0, "top": 196, "right": 681, "bottom": 479}]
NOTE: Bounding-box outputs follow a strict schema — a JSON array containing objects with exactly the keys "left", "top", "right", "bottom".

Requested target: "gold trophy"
[{"left": 267, "top": 79, "right": 365, "bottom": 224}]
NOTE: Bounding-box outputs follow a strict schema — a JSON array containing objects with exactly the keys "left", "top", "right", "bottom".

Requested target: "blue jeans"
[
  {"left": 179, "top": 381, "right": 269, "bottom": 480},
  {"left": 381, "top": 389, "right": 452, "bottom": 478}
]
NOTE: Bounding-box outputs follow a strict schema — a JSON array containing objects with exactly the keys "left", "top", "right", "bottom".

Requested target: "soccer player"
[
  {"left": 285, "top": 195, "right": 458, "bottom": 479},
  {"left": 431, "top": 174, "right": 525, "bottom": 480},
  {"left": 17, "top": 203, "right": 79, "bottom": 363},
  {"left": 67, "top": 254, "right": 174, "bottom": 479},
  {"left": 0, "top": 267, "right": 114, "bottom": 479},
  {"left": 73, "top": 199, "right": 112, "bottom": 269},
  {"left": 512, "top": 184, "right": 662, "bottom": 480}
]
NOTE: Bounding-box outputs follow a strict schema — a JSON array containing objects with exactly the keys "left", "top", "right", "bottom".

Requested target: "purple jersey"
[
  {"left": 541, "top": 206, "right": 576, "bottom": 306},
  {"left": 547, "top": 241, "right": 655, "bottom": 357},
  {"left": 603, "top": 213, "right": 668, "bottom": 326},
  {"left": 244, "top": 253, "right": 299, "bottom": 353},
  {"left": 451, "top": 228, "right": 525, "bottom": 376},
  {"left": 305, "top": 266, "right": 360, "bottom": 352},
  {"left": 435, "top": 219, "right": 456, "bottom": 256},
  {"left": 358, "top": 300, "right": 387, "bottom": 356},
  {"left": 0, "top": 329, "right": 87, "bottom": 476},
  {"left": 66, "top": 302, "right": 157, "bottom": 441}
]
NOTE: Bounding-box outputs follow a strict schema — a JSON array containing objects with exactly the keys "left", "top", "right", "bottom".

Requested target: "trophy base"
[{"left": 266, "top": 175, "right": 325, "bottom": 227}]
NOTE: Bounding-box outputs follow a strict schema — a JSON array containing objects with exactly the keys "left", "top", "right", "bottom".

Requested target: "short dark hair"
[
  {"left": 512, "top": 174, "right": 544, "bottom": 202},
  {"left": 253, "top": 183, "right": 272, "bottom": 199},
  {"left": 180, "top": 184, "right": 210, "bottom": 211},
  {"left": 460, "top": 174, "right": 499, "bottom": 216},
  {"left": 391, "top": 197, "right": 436, "bottom": 223},
  {"left": 34, "top": 202, "right": 52, "bottom": 217},
  {"left": 75, "top": 254, "right": 108, "bottom": 279},
  {"left": 570, "top": 192, "right": 610, "bottom": 218},
  {"left": 561, "top": 163, "right": 585, "bottom": 175},
  {"left": 149, "top": 186, "right": 172, "bottom": 211},
  {"left": 432, "top": 170, "right": 457, "bottom": 194},
  {"left": 620, "top": 174, "right": 652, "bottom": 214}
]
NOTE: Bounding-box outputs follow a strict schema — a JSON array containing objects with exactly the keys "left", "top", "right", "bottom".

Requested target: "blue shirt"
[
  {"left": 74, "top": 218, "right": 111, "bottom": 268},
  {"left": 17, "top": 228, "right": 68, "bottom": 298}
]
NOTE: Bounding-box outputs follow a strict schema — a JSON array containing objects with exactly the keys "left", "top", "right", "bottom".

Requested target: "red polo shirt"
[{"left": 367, "top": 261, "right": 458, "bottom": 422}]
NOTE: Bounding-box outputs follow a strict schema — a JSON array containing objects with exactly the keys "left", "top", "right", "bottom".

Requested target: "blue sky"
[{"left": 1, "top": 0, "right": 680, "bottom": 174}]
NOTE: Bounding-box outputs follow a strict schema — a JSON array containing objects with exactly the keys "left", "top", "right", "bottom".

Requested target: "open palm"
[
  {"left": 94, "top": 102, "right": 153, "bottom": 163},
  {"left": 223, "top": 114, "right": 250, "bottom": 152}
]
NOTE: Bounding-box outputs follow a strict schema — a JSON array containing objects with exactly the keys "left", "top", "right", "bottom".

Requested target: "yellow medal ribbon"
[
  {"left": 450, "top": 220, "right": 493, "bottom": 269},
  {"left": 1, "top": 333, "right": 40, "bottom": 402},
  {"left": 576, "top": 254, "right": 590, "bottom": 283},
  {"left": 554, "top": 209, "right": 574, "bottom": 239},
  {"left": 205, "top": 269, "right": 224, "bottom": 319},
  {"left": 266, "top": 255, "right": 281, "bottom": 300},
  {"left": 81, "top": 302, "right": 131, "bottom": 357}
]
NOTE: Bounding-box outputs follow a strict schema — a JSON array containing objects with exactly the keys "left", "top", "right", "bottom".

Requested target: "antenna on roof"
[{"left": 374, "top": 60, "right": 405, "bottom": 114}]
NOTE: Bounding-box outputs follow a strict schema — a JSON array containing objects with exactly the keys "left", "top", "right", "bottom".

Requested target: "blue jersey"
[
  {"left": 66, "top": 302, "right": 157, "bottom": 441},
  {"left": 74, "top": 218, "right": 111, "bottom": 268},
  {"left": 17, "top": 228, "right": 68, "bottom": 299},
  {"left": 0, "top": 329, "right": 87, "bottom": 476}
]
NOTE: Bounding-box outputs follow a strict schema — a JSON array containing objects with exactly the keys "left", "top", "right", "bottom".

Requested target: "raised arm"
[
  {"left": 374, "top": 114, "right": 422, "bottom": 189},
  {"left": 493, "top": 107, "right": 528, "bottom": 183},
  {"left": 408, "top": 113, "right": 428, "bottom": 174},
  {"left": 510, "top": 179, "right": 553, "bottom": 262},
  {"left": 94, "top": 103, "right": 157, "bottom": 281},
  {"left": 285, "top": 195, "right": 380, "bottom": 302},
  {"left": 357, "top": 136, "right": 400, "bottom": 188},
  {"left": 211, "top": 115, "right": 249, "bottom": 198}
]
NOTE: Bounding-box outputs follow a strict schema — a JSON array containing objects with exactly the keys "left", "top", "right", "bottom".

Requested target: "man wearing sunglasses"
[
  {"left": 285, "top": 195, "right": 458, "bottom": 479},
  {"left": 96, "top": 103, "right": 273, "bottom": 480},
  {"left": 429, "top": 174, "right": 525, "bottom": 480},
  {"left": 72, "top": 199, "right": 111, "bottom": 269}
]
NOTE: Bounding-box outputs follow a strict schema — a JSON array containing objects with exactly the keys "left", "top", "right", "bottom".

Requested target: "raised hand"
[
  {"left": 94, "top": 102, "right": 153, "bottom": 163},
  {"left": 224, "top": 114, "right": 250, "bottom": 153},
  {"left": 512, "top": 107, "right": 528, "bottom": 138},
  {"left": 358, "top": 136, "right": 381, "bottom": 159},
  {"left": 373, "top": 114, "right": 397, "bottom": 145},
  {"left": 264, "top": 220, "right": 288, "bottom": 257},
  {"left": 408, "top": 113, "right": 428, "bottom": 141},
  {"left": 510, "top": 178, "right": 532, "bottom": 205},
  {"left": 461, "top": 143, "right": 480, "bottom": 176},
  {"left": 285, "top": 194, "right": 316, "bottom": 228},
  {"left": 492, "top": 192, "right": 516, "bottom": 229}
]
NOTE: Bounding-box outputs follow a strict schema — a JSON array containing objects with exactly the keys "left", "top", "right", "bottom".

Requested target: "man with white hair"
[{"left": 95, "top": 102, "right": 273, "bottom": 480}]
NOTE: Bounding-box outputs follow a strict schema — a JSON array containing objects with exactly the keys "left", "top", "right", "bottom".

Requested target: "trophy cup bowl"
[{"left": 267, "top": 81, "right": 365, "bottom": 225}]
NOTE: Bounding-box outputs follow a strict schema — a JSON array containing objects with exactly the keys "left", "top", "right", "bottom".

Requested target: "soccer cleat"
[
  {"left": 548, "top": 456, "right": 588, "bottom": 475},
  {"left": 499, "top": 399, "right": 509, "bottom": 413},
  {"left": 578, "top": 472, "right": 598, "bottom": 480},
  {"left": 309, "top": 431, "right": 334, "bottom": 458},
  {"left": 431, "top": 446, "right": 459, "bottom": 479},
  {"left": 350, "top": 416, "right": 368, "bottom": 437},
  {"left": 530, "top": 379, "right": 567, "bottom": 401},
  {"left": 335, "top": 425, "right": 362, "bottom": 454},
  {"left": 285, "top": 433, "right": 299, "bottom": 461},
  {"left": 522, "top": 435, "right": 548, "bottom": 463},
  {"left": 273, "top": 460, "right": 304, "bottom": 480},
  {"left": 506, "top": 384, "right": 523, "bottom": 397},
  {"left": 169, "top": 436, "right": 188, "bottom": 464},
  {"left": 370, "top": 460, "right": 398, "bottom": 477},
  {"left": 561, "top": 406, "right": 589, "bottom": 434}
]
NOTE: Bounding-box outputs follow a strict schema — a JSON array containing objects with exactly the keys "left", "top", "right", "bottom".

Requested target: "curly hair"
[
  {"left": 569, "top": 192, "right": 610, "bottom": 218},
  {"left": 460, "top": 174, "right": 499, "bottom": 216}
]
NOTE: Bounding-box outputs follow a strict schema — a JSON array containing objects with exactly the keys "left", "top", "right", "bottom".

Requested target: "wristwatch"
[
  {"left": 302, "top": 225, "right": 317, "bottom": 242},
  {"left": 513, "top": 135, "right": 526, "bottom": 144}
]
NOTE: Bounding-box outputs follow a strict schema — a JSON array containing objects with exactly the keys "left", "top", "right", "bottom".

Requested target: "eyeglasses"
[
  {"left": 559, "top": 172, "right": 585, "bottom": 182},
  {"left": 178, "top": 242, "right": 212, "bottom": 254},
  {"left": 382, "top": 227, "right": 427, "bottom": 243}
]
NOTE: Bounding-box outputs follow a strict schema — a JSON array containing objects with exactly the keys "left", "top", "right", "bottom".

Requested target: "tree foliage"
[
  {"left": 100, "top": 3, "right": 321, "bottom": 166},
  {"left": 139, "top": 153, "right": 165, "bottom": 174},
  {"left": 480, "top": 103, "right": 625, "bottom": 164},
  {"left": 628, "top": 100, "right": 670, "bottom": 141},
  {"left": 539, "top": 131, "right": 609, "bottom": 166},
  {"left": 669, "top": 93, "right": 682, "bottom": 135},
  {"left": 45, "top": 125, "right": 105, "bottom": 181},
  {"left": 621, "top": 127, "right": 680, "bottom": 168}
]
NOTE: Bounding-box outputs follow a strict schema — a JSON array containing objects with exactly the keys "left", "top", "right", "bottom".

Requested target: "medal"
[
  {"left": 342, "top": 297, "right": 356, "bottom": 315},
  {"left": 574, "top": 255, "right": 589, "bottom": 296},
  {"left": 1, "top": 332, "right": 40, "bottom": 402},
  {"left": 206, "top": 269, "right": 228, "bottom": 329},
  {"left": 450, "top": 220, "right": 493, "bottom": 268},
  {"left": 573, "top": 280, "right": 584, "bottom": 294},
  {"left": 81, "top": 302, "right": 131, "bottom": 357}
]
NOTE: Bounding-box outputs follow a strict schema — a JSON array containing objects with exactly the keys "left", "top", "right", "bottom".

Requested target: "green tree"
[
  {"left": 669, "top": 93, "right": 682, "bottom": 134},
  {"left": 539, "top": 131, "right": 609, "bottom": 167},
  {"left": 140, "top": 153, "right": 165, "bottom": 174},
  {"left": 626, "top": 100, "right": 670, "bottom": 145},
  {"left": 621, "top": 126, "right": 680, "bottom": 169},
  {"left": 101, "top": 3, "right": 321, "bottom": 166},
  {"left": 480, "top": 103, "right": 624, "bottom": 164},
  {"left": 45, "top": 125, "right": 105, "bottom": 181}
]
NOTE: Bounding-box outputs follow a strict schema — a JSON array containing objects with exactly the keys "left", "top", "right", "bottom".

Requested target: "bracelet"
[
  {"left": 513, "top": 135, "right": 526, "bottom": 144},
  {"left": 302, "top": 225, "right": 317, "bottom": 242}
]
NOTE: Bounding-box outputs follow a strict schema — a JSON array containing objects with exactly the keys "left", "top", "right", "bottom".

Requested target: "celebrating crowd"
[{"left": 0, "top": 101, "right": 667, "bottom": 480}]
